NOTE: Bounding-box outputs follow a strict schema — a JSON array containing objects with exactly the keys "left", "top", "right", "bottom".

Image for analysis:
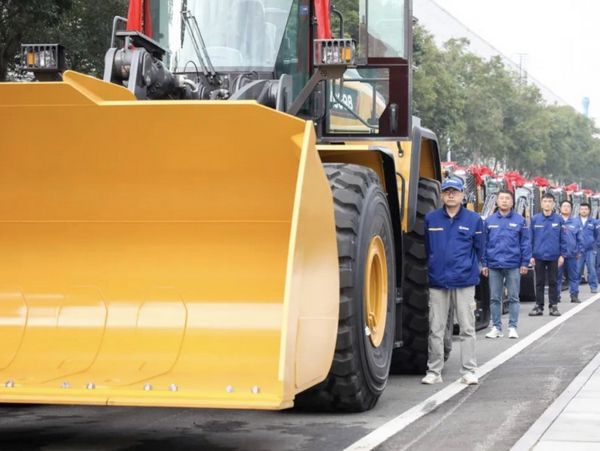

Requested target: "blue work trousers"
[
  {"left": 596, "top": 250, "right": 600, "bottom": 284},
  {"left": 558, "top": 257, "right": 580, "bottom": 296},
  {"left": 579, "top": 250, "right": 598, "bottom": 290},
  {"left": 489, "top": 268, "right": 521, "bottom": 330}
]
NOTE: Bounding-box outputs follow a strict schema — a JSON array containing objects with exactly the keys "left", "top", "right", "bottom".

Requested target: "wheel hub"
[{"left": 365, "top": 235, "right": 388, "bottom": 347}]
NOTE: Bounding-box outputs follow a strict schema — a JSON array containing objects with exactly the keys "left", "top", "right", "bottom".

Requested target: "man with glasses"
[{"left": 422, "top": 177, "right": 485, "bottom": 386}]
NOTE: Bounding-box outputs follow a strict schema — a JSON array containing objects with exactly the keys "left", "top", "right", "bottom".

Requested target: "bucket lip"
[{"left": 0, "top": 387, "right": 292, "bottom": 409}]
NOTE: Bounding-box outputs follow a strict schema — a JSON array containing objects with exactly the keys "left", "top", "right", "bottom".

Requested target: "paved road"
[{"left": 2, "top": 287, "right": 598, "bottom": 451}]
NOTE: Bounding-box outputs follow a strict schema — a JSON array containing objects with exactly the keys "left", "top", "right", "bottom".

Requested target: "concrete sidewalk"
[{"left": 512, "top": 350, "right": 600, "bottom": 450}]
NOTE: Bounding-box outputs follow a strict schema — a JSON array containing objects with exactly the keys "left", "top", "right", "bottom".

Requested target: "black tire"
[
  {"left": 475, "top": 277, "right": 491, "bottom": 330},
  {"left": 453, "top": 278, "right": 491, "bottom": 334},
  {"left": 520, "top": 269, "right": 537, "bottom": 302},
  {"left": 391, "top": 177, "right": 441, "bottom": 374},
  {"left": 295, "top": 163, "right": 396, "bottom": 412}
]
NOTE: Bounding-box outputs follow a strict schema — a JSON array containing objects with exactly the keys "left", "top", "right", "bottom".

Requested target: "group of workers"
[{"left": 420, "top": 177, "right": 599, "bottom": 386}]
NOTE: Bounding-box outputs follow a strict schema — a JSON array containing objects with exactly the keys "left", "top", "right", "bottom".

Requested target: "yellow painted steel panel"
[{"left": 0, "top": 73, "right": 339, "bottom": 409}]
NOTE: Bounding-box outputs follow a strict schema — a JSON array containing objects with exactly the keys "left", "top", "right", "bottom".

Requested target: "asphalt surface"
[{"left": 1, "top": 286, "right": 599, "bottom": 451}]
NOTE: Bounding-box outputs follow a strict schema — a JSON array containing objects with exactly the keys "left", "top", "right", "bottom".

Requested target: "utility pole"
[{"left": 515, "top": 53, "right": 529, "bottom": 84}]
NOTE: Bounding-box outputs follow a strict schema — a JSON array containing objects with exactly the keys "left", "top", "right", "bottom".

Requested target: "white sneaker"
[
  {"left": 508, "top": 327, "right": 519, "bottom": 339},
  {"left": 461, "top": 372, "right": 479, "bottom": 385},
  {"left": 485, "top": 326, "right": 504, "bottom": 338},
  {"left": 421, "top": 373, "right": 443, "bottom": 385}
]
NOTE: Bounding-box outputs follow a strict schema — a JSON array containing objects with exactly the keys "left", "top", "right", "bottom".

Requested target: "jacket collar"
[
  {"left": 495, "top": 209, "right": 514, "bottom": 219},
  {"left": 442, "top": 204, "right": 464, "bottom": 219}
]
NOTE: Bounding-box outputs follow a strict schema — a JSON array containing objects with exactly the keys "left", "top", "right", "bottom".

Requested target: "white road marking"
[
  {"left": 397, "top": 377, "right": 477, "bottom": 451},
  {"left": 344, "top": 293, "right": 600, "bottom": 451}
]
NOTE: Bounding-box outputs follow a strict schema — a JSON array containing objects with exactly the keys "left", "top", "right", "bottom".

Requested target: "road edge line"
[
  {"left": 510, "top": 350, "right": 600, "bottom": 451},
  {"left": 343, "top": 293, "right": 600, "bottom": 451}
]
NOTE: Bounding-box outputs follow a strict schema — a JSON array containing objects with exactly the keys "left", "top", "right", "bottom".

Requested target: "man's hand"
[
  {"left": 519, "top": 266, "right": 528, "bottom": 275},
  {"left": 558, "top": 255, "right": 565, "bottom": 267},
  {"left": 482, "top": 267, "right": 489, "bottom": 277},
  {"left": 530, "top": 257, "right": 536, "bottom": 266},
  {"left": 576, "top": 253, "right": 581, "bottom": 259}
]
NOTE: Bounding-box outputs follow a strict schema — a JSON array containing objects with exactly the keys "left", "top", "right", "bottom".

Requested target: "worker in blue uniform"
[
  {"left": 577, "top": 203, "right": 598, "bottom": 294},
  {"left": 557, "top": 200, "right": 583, "bottom": 303},
  {"left": 529, "top": 193, "right": 567, "bottom": 317},
  {"left": 482, "top": 189, "right": 531, "bottom": 339},
  {"left": 422, "top": 177, "right": 485, "bottom": 386}
]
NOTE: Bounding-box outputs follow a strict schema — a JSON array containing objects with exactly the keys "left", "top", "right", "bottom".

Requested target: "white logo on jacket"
[
  {"left": 509, "top": 223, "right": 518, "bottom": 227},
  {"left": 459, "top": 226, "right": 470, "bottom": 231}
]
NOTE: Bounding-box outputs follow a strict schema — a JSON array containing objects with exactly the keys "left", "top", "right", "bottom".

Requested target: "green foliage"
[
  {"left": 2, "top": 1, "right": 599, "bottom": 189},
  {"left": 54, "top": 0, "right": 129, "bottom": 76},
  {"left": 413, "top": 25, "right": 600, "bottom": 190},
  {"left": 0, "top": 0, "right": 127, "bottom": 80},
  {"left": 0, "top": 0, "right": 72, "bottom": 80},
  {"left": 330, "top": 0, "right": 359, "bottom": 40}
]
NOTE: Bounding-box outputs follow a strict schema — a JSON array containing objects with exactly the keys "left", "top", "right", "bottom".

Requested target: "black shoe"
[
  {"left": 549, "top": 306, "right": 561, "bottom": 316},
  {"left": 571, "top": 295, "right": 581, "bottom": 303},
  {"left": 529, "top": 306, "right": 543, "bottom": 316}
]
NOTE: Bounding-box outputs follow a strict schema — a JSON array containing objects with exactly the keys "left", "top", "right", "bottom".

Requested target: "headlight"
[
  {"left": 21, "top": 44, "right": 65, "bottom": 71},
  {"left": 313, "top": 39, "right": 356, "bottom": 67}
]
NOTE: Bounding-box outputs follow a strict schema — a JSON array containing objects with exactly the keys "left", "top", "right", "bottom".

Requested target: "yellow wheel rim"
[{"left": 365, "top": 235, "right": 388, "bottom": 347}]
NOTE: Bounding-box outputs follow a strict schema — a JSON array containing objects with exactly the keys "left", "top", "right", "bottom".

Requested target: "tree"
[
  {"left": 0, "top": 0, "right": 72, "bottom": 80},
  {"left": 412, "top": 26, "right": 466, "bottom": 160},
  {"left": 54, "top": 0, "right": 128, "bottom": 77},
  {"left": 330, "top": 0, "right": 359, "bottom": 40},
  {"left": 412, "top": 23, "right": 600, "bottom": 190},
  {"left": 0, "top": 0, "right": 127, "bottom": 81}
]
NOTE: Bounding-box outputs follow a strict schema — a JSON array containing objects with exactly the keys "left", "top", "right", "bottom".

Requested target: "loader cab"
[
  {"left": 480, "top": 176, "right": 502, "bottom": 219},
  {"left": 571, "top": 191, "right": 586, "bottom": 218},
  {"left": 148, "top": 0, "right": 412, "bottom": 140},
  {"left": 590, "top": 194, "right": 600, "bottom": 220},
  {"left": 515, "top": 183, "right": 540, "bottom": 222},
  {"left": 451, "top": 169, "right": 477, "bottom": 211},
  {"left": 546, "top": 187, "right": 566, "bottom": 213},
  {"left": 318, "top": 0, "right": 412, "bottom": 140}
]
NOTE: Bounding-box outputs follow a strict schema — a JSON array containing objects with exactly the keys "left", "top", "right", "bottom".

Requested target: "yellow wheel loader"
[{"left": 0, "top": 0, "right": 441, "bottom": 412}]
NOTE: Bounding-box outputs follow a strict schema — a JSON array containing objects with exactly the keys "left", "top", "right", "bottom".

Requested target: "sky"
[{"left": 431, "top": 0, "right": 600, "bottom": 123}]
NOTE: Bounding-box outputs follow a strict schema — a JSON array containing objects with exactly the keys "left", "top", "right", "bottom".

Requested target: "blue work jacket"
[
  {"left": 424, "top": 205, "right": 485, "bottom": 289},
  {"left": 561, "top": 216, "right": 584, "bottom": 258},
  {"left": 482, "top": 209, "right": 531, "bottom": 269},
  {"left": 530, "top": 212, "right": 567, "bottom": 261},
  {"left": 578, "top": 217, "right": 597, "bottom": 252}
]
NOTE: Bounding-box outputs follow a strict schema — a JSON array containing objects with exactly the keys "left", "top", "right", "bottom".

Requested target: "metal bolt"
[
  {"left": 365, "top": 326, "right": 371, "bottom": 336},
  {"left": 226, "top": 385, "right": 234, "bottom": 393},
  {"left": 251, "top": 386, "right": 260, "bottom": 394},
  {"left": 5, "top": 380, "right": 14, "bottom": 388},
  {"left": 86, "top": 382, "right": 95, "bottom": 390},
  {"left": 61, "top": 382, "right": 70, "bottom": 389},
  {"left": 144, "top": 383, "right": 152, "bottom": 391},
  {"left": 169, "top": 384, "right": 178, "bottom": 392}
]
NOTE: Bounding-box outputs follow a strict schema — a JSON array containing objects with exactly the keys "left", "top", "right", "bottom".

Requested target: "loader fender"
[{"left": 0, "top": 71, "right": 340, "bottom": 410}]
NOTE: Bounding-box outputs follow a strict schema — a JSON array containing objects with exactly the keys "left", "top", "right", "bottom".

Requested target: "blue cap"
[{"left": 441, "top": 177, "right": 464, "bottom": 191}]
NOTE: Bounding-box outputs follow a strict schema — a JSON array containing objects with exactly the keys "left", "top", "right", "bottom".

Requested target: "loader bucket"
[{"left": 0, "top": 71, "right": 339, "bottom": 409}]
